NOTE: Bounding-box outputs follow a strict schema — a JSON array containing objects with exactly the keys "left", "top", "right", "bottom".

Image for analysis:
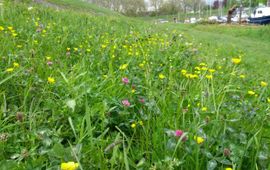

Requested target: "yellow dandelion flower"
[
  {"left": 267, "top": 98, "right": 270, "bottom": 103},
  {"left": 159, "top": 73, "right": 165, "bottom": 79},
  {"left": 46, "top": 56, "right": 51, "bottom": 60},
  {"left": 66, "top": 47, "right": 71, "bottom": 51},
  {"left": 248, "top": 91, "right": 255, "bottom": 95},
  {"left": 47, "top": 77, "right": 55, "bottom": 84},
  {"left": 6, "top": 68, "right": 14, "bottom": 72},
  {"left": 86, "top": 49, "right": 91, "bottom": 52},
  {"left": 101, "top": 44, "right": 107, "bottom": 48},
  {"left": 74, "top": 48, "right": 78, "bottom": 52},
  {"left": 139, "top": 120, "right": 143, "bottom": 126},
  {"left": 232, "top": 58, "right": 241, "bottom": 64},
  {"left": 131, "top": 123, "right": 136, "bottom": 128},
  {"left": 61, "top": 162, "right": 79, "bottom": 170},
  {"left": 119, "top": 64, "right": 128, "bottom": 70},
  {"left": 139, "top": 63, "right": 144, "bottom": 68},
  {"left": 0, "top": 26, "right": 4, "bottom": 31},
  {"left": 13, "top": 62, "right": 19, "bottom": 68},
  {"left": 7, "top": 26, "right": 13, "bottom": 31},
  {"left": 194, "top": 136, "right": 204, "bottom": 144},
  {"left": 12, "top": 33, "right": 18, "bottom": 37},
  {"left": 260, "top": 81, "right": 268, "bottom": 87},
  {"left": 131, "top": 89, "right": 136, "bottom": 93}
]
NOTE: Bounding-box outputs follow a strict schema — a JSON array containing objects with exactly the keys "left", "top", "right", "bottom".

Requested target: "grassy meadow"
[{"left": 0, "top": 0, "right": 270, "bottom": 169}]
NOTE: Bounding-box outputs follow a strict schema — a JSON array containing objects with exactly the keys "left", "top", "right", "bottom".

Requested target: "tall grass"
[{"left": 0, "top": 1, "right": 269, "bottom": 169}]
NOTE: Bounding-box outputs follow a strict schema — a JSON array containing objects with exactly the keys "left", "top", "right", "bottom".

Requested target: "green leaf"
[{"left": 207, "top": 159, "right": 217, "bottom": 170}]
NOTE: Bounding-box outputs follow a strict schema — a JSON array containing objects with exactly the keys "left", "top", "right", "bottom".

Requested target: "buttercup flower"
[
  {"left": 239, "top": 74, "right": 245, "bottom": 79},
  {"left": 260, "top": 81, "right": 268, "bottom": 87},
  {"left": 131, "top": 123, "right": 136, "bottom": 128},
  {"left": 61, "top": 162, "right": 79, "bottom": 170},
  {"left": 159, "top": 73, "right": 165, "bottom": 79},
  {"left": 201, "top": 107, "right": 207, "bottom": 112},
  {"left": 205, "top": 75, "right": 212, "bottom": 79},
  {"left": 232, "top": 58, "right": 241, "bottom": 64},
  {"left": 194, "top": 136, "right": 204, "bottom": 144},
  {"left": 225, "top": 168, "right": 232, "bottom": 170},
  {"left": 48, "top": 77, "right": 55, "bottom": 84},
  {"left": 6, "top": 68, "right": 14, "bottom": 72},
  {"left": 119, "top": 64, "right": 128, "bottom": 70},
  {"left": 13, "top": 62, "right": 19, "bottom": 68},
  {"left": 248, "top": 90, "right": 255, "bottom": 95}
]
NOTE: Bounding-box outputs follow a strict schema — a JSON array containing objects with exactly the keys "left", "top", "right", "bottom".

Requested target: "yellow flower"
[
  {"left": 7, "top": 26, "right": 13, "bottom": 31},
  {"left": 48, "top": 77, "right": 55, "bottom": 84},
  {"left": 225, "top": 168, "right": 232, "bottom": 170},
  {"left": 248, "top": 91, "right": 255, "bottom": 95},
  {"left": 17, "top": 45, "right": 23, "bottom": 48},
  {"left": 46, "top": 56, "right": 51, "bottom": 60},
  {"left": 13, "top": 62, "right": 19, "bottom": 68},
  {"left": 74, "top": 48, "right": 78, "bottom": 52},
  {"left": 232, "top": 58, "right": 241, "bottom": 64},
  {"left": 119, "top": 64, "right": 128, "bottom": 70},
  {"left": 61, "top": 162, "right": 79, "bottom": 170},
  {"left": 159, "top": 73, "right": 165, "bottom": 79},
  {"left": 201, "top": 107, "right": 207, "bottom": 112},
  {"left": 86, "top": 49, "right": 91, "bottom": 52},
  {"left": 205, "top": 75, "right": 213, "bottom": 79},
  {"left": 201, "top": 67, "right": 208, "bottom": 71},
  {"left": 194, "top": 136, "right": 204, "bottom": 144},
  {"left": 0, "top": 26, "right": 4, "bottom": 31},
  {"left": 267, "top": 98, "right": 270, "bottom": 103},
  {"left": 208, "top": 69, "right": 216, "bottom": 73},
  {"left": 199, "top": 62, "right": 207, "bottom": 66},
  {"left": 139, "top": 63, "right": 144, "bottom": 68},
  {"left": 239, "top": 74, "right": 245, "bottom": 79},
  {"left": 181, "top": 69, "right": 187, "bottom": 75},
  {"left": 195, "top": 67, "right": 201, "bottom": 71},
  {"left": 6, "top": 68, "right": 14, "bottom": 72},
  {"left": 131, "top": 123, "right": 136, "bottom": 128},
  {"left": 12, "top": 33, "right": 18, "bottom": 37},
  {"left": 260, "top": 81, "right": 268, "bottom": 87},
  {"left": 138, "top": 120, "right": 143, "bottom": 126},
  {"left": 131, "top": 89, "right": 136, "bottom": 93}
]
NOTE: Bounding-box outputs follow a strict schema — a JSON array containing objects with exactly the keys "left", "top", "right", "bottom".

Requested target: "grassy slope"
[
  {"left": 156, "top": 23, "right": 270, "bottom": 78},
  {"left": 1, "top": 1, "right": 270, "bottom": 169},
  {"left": 46, "top": 0, "right": 121, "bottom": 16}
]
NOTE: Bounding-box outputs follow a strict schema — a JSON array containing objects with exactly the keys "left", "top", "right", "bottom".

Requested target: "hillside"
[{"left": 0, "top": 0, "right": 270, "bottom": 169}]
